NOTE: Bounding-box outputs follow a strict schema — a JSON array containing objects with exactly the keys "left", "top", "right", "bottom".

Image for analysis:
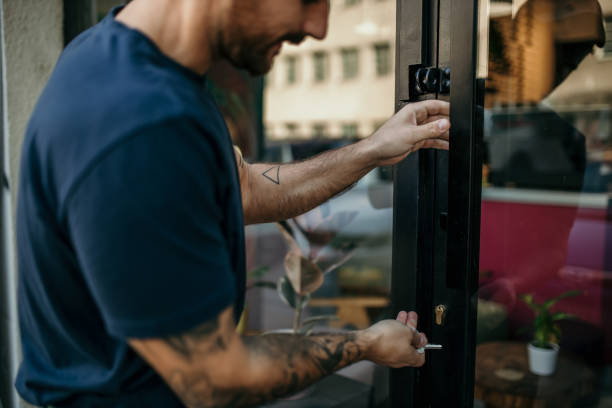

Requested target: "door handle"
[{"left": 406, "top": 65, "right": 451, "bottom": 101}]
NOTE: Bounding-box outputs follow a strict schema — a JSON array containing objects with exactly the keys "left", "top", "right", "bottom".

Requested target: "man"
[{"left": 15, "top": 0, "right": 450, "bottom": 406}]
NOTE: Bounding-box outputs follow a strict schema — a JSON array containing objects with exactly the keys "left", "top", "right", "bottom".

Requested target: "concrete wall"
[
  {"left": 3, "top": 0, "right": 63, "bottom": 207},
  {"left": 1, "top": 1, "right": 63, "bottom": 407}
]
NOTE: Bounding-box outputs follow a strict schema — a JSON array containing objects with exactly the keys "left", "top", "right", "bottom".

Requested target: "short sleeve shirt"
[{"left": 15, "top": 7, "right": 245, "bottom": 407}]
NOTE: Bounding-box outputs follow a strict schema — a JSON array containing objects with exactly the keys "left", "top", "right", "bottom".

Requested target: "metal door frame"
[{"left": 391, "top": 1, "right": 481, "bottom": 406}]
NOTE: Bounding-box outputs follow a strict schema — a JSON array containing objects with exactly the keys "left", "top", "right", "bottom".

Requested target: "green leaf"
[
  {"left": 551, "top": 312, "right": 575, "bottom": 321},
  {"left": 550, "top": 324, "right": 561, "bottom": 343},
  {"left": 542, "top": 290, "right": 581, "bottom": 310},
  {"left": 277, "top": 276, "right": 297, "bottom": 308},
  {"left": 297, "top": 322, "right": 316, "bottom": 335},
  {"left": 520, "top": 294, "right": 542, "bottom": 313},
  {"left": 248, "top": 280, "right": 277, "bottom": 290},
  {"left": 247, "top": 266, "right": 270, "bottom": 280},
  {"left": 300, "top": 294, "right": 311, "bottom": 309}
]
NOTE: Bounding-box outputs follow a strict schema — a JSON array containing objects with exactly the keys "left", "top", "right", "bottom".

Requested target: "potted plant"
[
  {"left": 520, "top": 290, "right": 580, "bottom": 376},
  {"left": 245, "top": 208, "right": 360, "bottom": 401},
  {"left": 247, "top": 206, "right": 358, "bottom": 334}
]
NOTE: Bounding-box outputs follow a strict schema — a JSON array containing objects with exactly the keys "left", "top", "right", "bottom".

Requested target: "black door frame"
[{"left": 390, "top": 1, "right": 481, "bottom": 406}]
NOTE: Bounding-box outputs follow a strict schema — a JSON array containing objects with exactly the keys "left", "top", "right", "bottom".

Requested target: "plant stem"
[{"left": 293, "top": 296, "right": 304, "bottom": 333}]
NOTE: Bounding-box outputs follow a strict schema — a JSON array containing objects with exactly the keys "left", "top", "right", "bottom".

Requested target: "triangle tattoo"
[{"left": 262, "top": 166, "right": 280, "bottom": 185}]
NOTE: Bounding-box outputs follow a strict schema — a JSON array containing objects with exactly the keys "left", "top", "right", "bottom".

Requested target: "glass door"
[
  {"left": 393, "top": 1, "right": 611, "bottom": 407},
  {"left": 474, "top": 0, "right": 612, "bottom": 407}
]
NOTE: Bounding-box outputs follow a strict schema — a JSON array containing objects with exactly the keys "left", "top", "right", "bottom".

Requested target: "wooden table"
[
  {"left": 308, "top": 297, "right": 388, "bottom": 329},
  {"left": 474, "top": 342, "right": 596, "bottom": 408}
]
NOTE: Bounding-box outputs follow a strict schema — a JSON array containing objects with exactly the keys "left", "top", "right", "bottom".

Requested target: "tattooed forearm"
[
  {"left": 165, "top": 317, "right": 227, "bottom": 359},
  {"left": 166, "top": 331, "right": 365, "bottom": 408},
  {"left": 246, "top": 332, "right": 363, "bottom": 377},
  {"left": 133, "top": 307, "right": 368, "bottom": 408},
  {"left": 261, "top": 165, "right": 280, "bottom": 185}
]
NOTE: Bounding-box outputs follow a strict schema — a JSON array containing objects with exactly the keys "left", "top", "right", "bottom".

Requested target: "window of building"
[
  {"left": 342, "top": 123, "right": 358, "bottom": 138},
  {"left": 374, "top": 43, "right": 391, "bottom": 76},
  {"left": 285, "top": 123, "right": 298, "bottom": 138},
  {"left": 344, "top": 0, "right": 361, "bottom": 6},
  {"left": 341, "top": 48, "right": 359, "bottom": 80},
  {"left": 312, "top": 123, "right": 328, "bottom": 138},
  {"left": 313, "top": 51, "right": 328, "bottom": 82},
  {"left": 286, "top": 56, "right": 298, "bottom": 84},
  {"left": 603, "top": 16, "right": 612, "bottom": 58}
]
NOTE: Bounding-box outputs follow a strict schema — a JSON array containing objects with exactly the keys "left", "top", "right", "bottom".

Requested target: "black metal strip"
[
  {"left": 391, "top": 0, "right": 440, "bottom": 406},
  {"left": 390, "top": 0, "right": 427, "bottom": 405},
  {"left": 447, "top": 1, "right": 482, "bottom": 407}
]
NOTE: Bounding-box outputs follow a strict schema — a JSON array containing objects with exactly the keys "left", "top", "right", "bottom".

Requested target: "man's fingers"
[
  {"left": 412, "top": 332, "right": 428, "bottom": 349},
  {"left": 422, "top": 114, "right": 449, "bottom": 125},
  {"left": 407, "top": 311, "right": 418, "bottom": 330},
  {"left": 421, "top": 139, "right": 449, "bottom": 151},
  {"left": 405, "top": 99, "right": 450, "bottom": 123},
  {"left": 396, "top": 311, "right": 409, "bottom": 325},
  {"left": 413, "top": 119, "right": 450, "bottom": 143}
]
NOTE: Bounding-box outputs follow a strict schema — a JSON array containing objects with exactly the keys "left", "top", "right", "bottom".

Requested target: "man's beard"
[{"left": 221, "top": 33, "right": 305, "bottom": 76}]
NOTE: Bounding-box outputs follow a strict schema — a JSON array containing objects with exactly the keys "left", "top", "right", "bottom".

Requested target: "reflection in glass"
[
  {"left": 475, "top": 1, "right": 611, "bottom": 406},
  {"left": 248, "top": 0, "right": 396, "bottom": 404}
]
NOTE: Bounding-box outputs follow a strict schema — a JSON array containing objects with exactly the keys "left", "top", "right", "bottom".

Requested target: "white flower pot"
[{"left": 527, "top": 343, "right": 559, "bottom": 376}]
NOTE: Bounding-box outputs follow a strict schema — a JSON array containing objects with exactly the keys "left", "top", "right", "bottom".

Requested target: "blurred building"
[
  {"left": 264, "top": 0, "right": 396, "bottom": 141},
  {"left": 483, "top": 0, "right": 612, "bottom": 107}
]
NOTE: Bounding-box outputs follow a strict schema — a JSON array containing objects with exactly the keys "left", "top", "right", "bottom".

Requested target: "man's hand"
[
  {"left": 362, "top": 311, "right": 428, "bottom": 368},
  {"left": 361, "top": 99, "right": 450, "bottom": 166}
]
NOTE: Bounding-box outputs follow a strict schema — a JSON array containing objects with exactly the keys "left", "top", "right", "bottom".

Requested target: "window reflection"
[{"left": 476, "top": 0, "right": 611, "bottom": 406}]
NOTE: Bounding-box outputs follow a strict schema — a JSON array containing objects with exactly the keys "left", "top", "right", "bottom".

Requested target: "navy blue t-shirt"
[{"left": 15, "top": 7, "right": 245, "bottom": 407}]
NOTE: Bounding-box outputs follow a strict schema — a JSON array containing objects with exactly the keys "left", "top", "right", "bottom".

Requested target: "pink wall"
[{"left": 478, "top": 200, "right": 608, "bottom": 328}]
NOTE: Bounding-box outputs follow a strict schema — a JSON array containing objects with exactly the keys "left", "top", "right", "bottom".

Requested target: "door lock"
[{"left": 435, "top": 304, "right": 447, "bottom": 326}]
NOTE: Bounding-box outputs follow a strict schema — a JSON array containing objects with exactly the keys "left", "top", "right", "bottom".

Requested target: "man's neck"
[{"left": 115, "top": 0, "right": 221, "bottom": 75}]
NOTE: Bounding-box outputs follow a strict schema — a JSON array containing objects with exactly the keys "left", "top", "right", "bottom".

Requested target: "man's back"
[{"left": 16, "top": 8, "right": 245, "bottom": 407}]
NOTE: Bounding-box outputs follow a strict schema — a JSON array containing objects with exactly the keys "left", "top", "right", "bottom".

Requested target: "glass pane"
[
  {"left": 475, "top": 1, "right": 612, "bottom": 407},
  {"left": 248, "top": 0, "right": 396, "bottom": 403}
]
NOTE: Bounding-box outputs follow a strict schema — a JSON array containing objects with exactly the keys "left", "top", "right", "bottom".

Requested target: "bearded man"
[{"left": 15, "top": 0, "right": 450, "bottom": 406}]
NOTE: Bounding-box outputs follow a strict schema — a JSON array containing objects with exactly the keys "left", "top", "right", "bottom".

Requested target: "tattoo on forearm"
[
  {"left": 165, "top": 318, "right": 225, "bottom": 359},
  {"left": 247, "top": 332, "right": 362, "bottom": 376},
  {"left": 165, "top": 329, "right": 362, "bottom": 408},
  {"left": 262, "top": 166, "right": 280, "bottom": 185}
]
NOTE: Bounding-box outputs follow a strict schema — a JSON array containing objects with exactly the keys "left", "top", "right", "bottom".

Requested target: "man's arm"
[
  {"left": 130, "top": 306, "right": 426, "bottom": 408},
  {"left": 237, "top": 100, "right": 450, "bottom": 224}
]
